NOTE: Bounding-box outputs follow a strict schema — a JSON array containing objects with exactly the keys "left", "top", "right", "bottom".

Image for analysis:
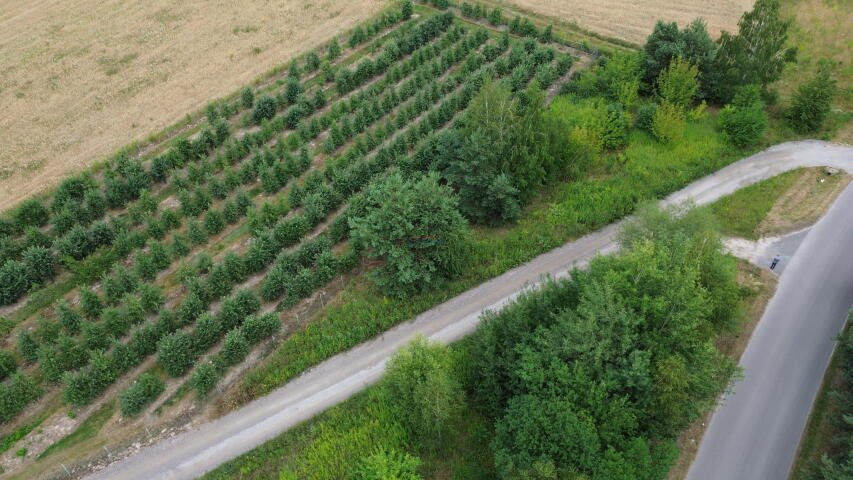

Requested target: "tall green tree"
[
  {"left": 349, "top": 172, "right": 468, "bottom": 298},
  {"left": 656, "top": 57, "right": 699, "bottom": 110},
  {"left": 712, "top": 0, "right": 795, "bottom": 102},
  {"left": 642, "top": 19, "right": 716, "bottom": 99}
]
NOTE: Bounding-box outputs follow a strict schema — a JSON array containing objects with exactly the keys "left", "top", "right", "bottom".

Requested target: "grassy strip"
[
  {"left": 0, "top": 412, "right": 49, "bottom": 455},
  {"left": 37, "top": 400, "right": 115, "bottom": 460},
  {"left": 238, "top": 105, "right": 750, "bottom": 401},
  {"left": 704, "top": 169, "right": 803, "bottom": 239}
]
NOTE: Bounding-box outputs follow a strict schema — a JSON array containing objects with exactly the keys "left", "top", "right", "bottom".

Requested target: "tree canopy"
[
  {"left": 349, "top": 171, "right": 468, "bottom": 298},
  {"left": 468, "top": 203, "right": 740, "bottom": 479}
]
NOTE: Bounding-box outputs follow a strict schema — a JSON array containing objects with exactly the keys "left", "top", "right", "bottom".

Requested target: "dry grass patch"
[
  {"left": 481, "top": 0, "right": 753, "bottom": 44},
  {"left": 757, "top": 168, "right": 851, "bottom": 237},
  {"left": 0, "top": 0, "right": 389, "bottom": 210}
]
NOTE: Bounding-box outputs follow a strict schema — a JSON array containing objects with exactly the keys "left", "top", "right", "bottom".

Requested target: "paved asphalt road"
[
  {"left": 688, "top": 177, "right": 853, "bottom": 477},
  {"left": 86, "top": 141, "right": 852, "bottom": 480}
]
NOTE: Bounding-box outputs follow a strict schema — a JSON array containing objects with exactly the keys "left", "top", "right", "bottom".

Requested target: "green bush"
[
  {"left": 718, "top": 85, "right": 768, "bottom": 147},
  {"left": 0, "top": 373, "right": 41, "bottom": 422},
  {"left": 241, "top": 313, "right": 280, "bottom": 344},
  {"left": 13, "top": 199, "right": 49, "bottom": 231},
  {"left": 252, "top": 96, "right": 278, "bottom": 124},
  {"left": 651, "top": 101, "right": 685, "bottom": 144},
  {"left": 351, "top": 449, "right": 422, "bottom": 480},
  {"left": 79, "top": 289, "right": 103, "bottom": 319},
  {"left": 0, "top": 349, "right": 17, "bottom": 381},
  {"left": 220, "top": 329, "right": 249, "bottom": 366},
  {"left": 787, "top": 62, "right": 837, "bottom": 133},
  {"left": 119, "top": 372, "right": 165, "bottom": 416},
  {"left": 193, "top": 313, "right": 223, "bottom": 352},
  {"left": 240, "top": 87, "right": 254, "bottom": 109},
  {"left": 158, "top": 331, "right": 197, "bottom": 377},
  {"left": 204, "top": 209, "right": 226, "bottom": 235},
  {"left": 635, "top": 103, "right": 658, "bottom": 133},
  {"left": 349, "top": 172, "right": 468, "bottom": 298},
  {"left": 22, "top": 246, "right": 56, "bottom": 284},
  {"left": 191, "top": 361, "right": 220, "bottom": 396},
  {"left": 385, "top": 337, "right": 463, "bottom": 451},
  {"left": 56, "top": 301, "right": 82, "bottom": 335},
  {"left": 16, "top": 331, "right": 39, "bottom": 363},
  {"left": 0, "top": 260, "right": 30, "bottom": 305}
]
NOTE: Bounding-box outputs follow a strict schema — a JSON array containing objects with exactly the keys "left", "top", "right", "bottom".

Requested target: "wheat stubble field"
[
  {"left": 490, "top": 0, "right": 754, "bottom": 43},
  {"left": 0, "top": 0, "right": 389, "bottom": 210}
]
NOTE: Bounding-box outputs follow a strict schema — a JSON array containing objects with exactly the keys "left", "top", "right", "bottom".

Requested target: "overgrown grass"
[
  {"left": 705, "top": 169, "right": 803, "bottom": 239},
  {"left": 206, "top": 350, "right": 494, "bottom": 480},
  {"left": 38, "top": 400, "right": 115, "bottom": 460},
  {"left": 239, "top": 99, "right": 749, "bottom": 401},
  {"left": 207, "top": 387, "right": 406, "bottom": 480}
]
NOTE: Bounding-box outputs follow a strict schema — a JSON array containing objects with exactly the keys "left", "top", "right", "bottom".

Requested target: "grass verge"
[
  {"left": 705, "top": 169, "right": 804, "bottom": 239},
  {"left": 37, "top": 400, "right": 115, "bottom": 460}
]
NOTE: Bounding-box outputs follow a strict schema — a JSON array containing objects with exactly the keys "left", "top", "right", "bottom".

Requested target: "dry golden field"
[
  {"left": 486, "top": 0, "right": 754, "bottom": 44},
  {"left": 0, "top": 0, "right": 389, "bottom": 210}
]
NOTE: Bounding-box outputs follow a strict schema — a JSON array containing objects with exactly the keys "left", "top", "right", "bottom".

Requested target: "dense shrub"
[
  {"left": 252, "top": 95, "right": 278, "bottom": 124},
  {"left": 350, "top": 172, "right": 467, "bottom": 298},
  {"left": 635, "top": 103, "right": 658, "bottom": 133},
  {"left": 0, "top": 260, "right": 29, "bottom": 305},
  {"left": 352, "top": 449, "right": 423, "bottom": 480},
  {"left": 22, "top": 246, "right": 56, "bottom": 284},
  {"left": 190, "top": 361, "right": 220, "bottom": 396},
  {"left": 787, "top": 62, "right": 837, "bottom": 133},
  {"left": 240, "top": 87, "right": 254, "bottom": 109},
  {"left": 119, "top": 372, "right": 165, "bottom": 416},
  {"left": 158, "top": 331, "right": 197, "bottom": 377},
  {"left": 0, "top": 349, "right": 17, "bottom": 381},
  {"left": 79, "top": 288, "right": 103, "bottom": 319},
  {"left": 385, "top": 337, "right": 463, "bottom": 450},
  {"left": 718, "top": 85, "right": 768, "bottom": 147},
  {"left": 16, "top": 330, "right": 39, "bottom": 363},
  {"left": 241, "top": 313, "right": 280, "bottom": 344},
  {"left": 652, "top": 101, "right": 685, "bottom": 143},
  {"left": 0, "top": 373, "right": 41, "bottom": 422},
  {"left": 57, "top": 301, "right": 82, "bottom": 335},
  {"left": 13, "top": 199, "right": 49, "bottom": 230},
  {"left": 193, "top": 314, "right": 223, "bottom": 352},
  {"left": 220, "top": 330, "right": 249, "bottom": 366}
]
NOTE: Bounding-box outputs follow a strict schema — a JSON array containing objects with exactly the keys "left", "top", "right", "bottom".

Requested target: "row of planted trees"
[
  {"left": 2, "top": 5, "right": 574, "bottom": 425},
  {"left": 0, "top": 1, "right": 432, "bottom": 421}
]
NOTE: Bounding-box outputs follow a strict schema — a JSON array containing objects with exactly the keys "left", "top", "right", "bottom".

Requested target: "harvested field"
[
  {"left": 485, "top": 0, "right": 754, "bottom": 44},
  {"left": 0, "top": 0, "right": 389, "bottom": 210}
]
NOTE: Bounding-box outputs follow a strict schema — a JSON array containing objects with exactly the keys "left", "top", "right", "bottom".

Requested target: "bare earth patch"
[
  {"left": 482, "top": 0, "right": 753, "bottom": 44},
  {"left": 0, "top": 0, "right": 389, "bottom": 210},
  {"left": 757, "top": 168, "right": 851, "bottom": 237}
]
